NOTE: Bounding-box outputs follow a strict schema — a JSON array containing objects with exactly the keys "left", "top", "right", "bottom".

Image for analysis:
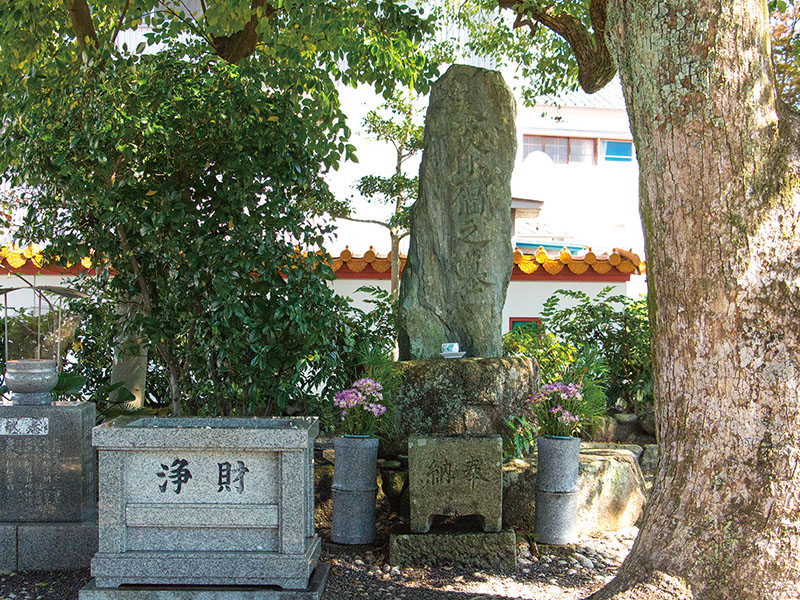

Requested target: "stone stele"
[
  {"left": 0, "top": 402, "right": 98, "bottom": 571},
  {"left": 409, "top": 435, "right": 502, "bottom": 533},
  {"left": 86, "top": 417, "right": 320, "bottom": 592},
  {"left": 397, "top": 64, "right": 517, "bottom": 360}
]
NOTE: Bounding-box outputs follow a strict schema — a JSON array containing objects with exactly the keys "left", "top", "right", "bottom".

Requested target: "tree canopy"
[{"left": 0, "top": 1, "right": 439, "bottom": 415}]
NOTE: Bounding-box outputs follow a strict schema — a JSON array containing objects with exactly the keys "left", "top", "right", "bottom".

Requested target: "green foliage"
[
  {"left": 0, "top": 306, "right": 70, "bottom": 364},
  {"left": 0, "top": 0, "right": 437, "bottom": 104},
  {"left": 320, "top": 286, "right": 401, "bottom": 436},
  {"left": 503, "top": 325, "right": 577, "bottom": 383},
  {"left": 52, "top": 372, "right": 87, "bottom": 396},
  {"left": 558, "top": 344, "right": 609, "bottom": 431},
  {"left": 772, "top": 3, "right": 800, "bottom": 109},
  {"left": 330, "top": 91, "right": 424, "bottom": 295},
  {"left": 503, "top": 414, "right": 536, "bottom": 458},
  {"left": 504, "top": 288, "right": 652, "bottom": 414},
  {"left": 0, "top": 0, "right": 439, "bottom": 417},
  {"left": 65, "top": 293, "right": 170, "bottom": 415},
  {"left": 430, "top": 0, "right": 582, "bottom": 103},
  {"left": 3, "top": 48, "right": 355, "bottom": 416}
]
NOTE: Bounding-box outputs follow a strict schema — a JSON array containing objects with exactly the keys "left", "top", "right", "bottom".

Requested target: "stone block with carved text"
[
  {"left": 0, "top": 402, "right": 96, "bottom": 523},
  {"left": 90, "top": 417, "right": 319, "bottom": 590},
  {"left": 408, "top": 435, "right": 502, "bottom": 533}
]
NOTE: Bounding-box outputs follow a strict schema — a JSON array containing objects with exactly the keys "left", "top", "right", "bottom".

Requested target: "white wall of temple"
[
  {"left": 502, "top": 278, "right": 644, "bottom": 333},
  {"left": 332, "top": 273, "right": 647, "bottom": 335},
  {"left": 331, "top": 278, "right": 393, "bottom": 313}
]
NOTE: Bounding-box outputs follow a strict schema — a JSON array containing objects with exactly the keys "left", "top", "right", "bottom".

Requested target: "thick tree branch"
[
  {"left": 499, "top": 0, "right": 616, "bottom": 94},
  {"left": 64, "top": 0, "right": 98, "bottom": 46},
  {"left": 117, "top": 225, "right": 153, "bottom": 318},
  {"left": 110, "top": 0, "right": 131, "bottom": 45},
  {"left": 211, "top": 0, "right": 275, "bottom": 64},
  {"left": 338, "top": 216, "right": 391, "bottom": 229}
]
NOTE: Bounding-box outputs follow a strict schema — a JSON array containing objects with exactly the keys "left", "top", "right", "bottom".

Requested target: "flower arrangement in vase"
[
  {"left": 527, "top": 382, "right": 583, "bottom": 438},
  {"left": 526, "top": 381, "right": 599, "bottom": 545},
  {"left": 331, "top": 377, "right": 388, "bottom": 545},
  {"left": 333, "top": 377, "right": 387, "bottom": 437}
]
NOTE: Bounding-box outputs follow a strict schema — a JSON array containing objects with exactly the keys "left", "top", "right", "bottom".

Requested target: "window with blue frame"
[
  {"left": 509, "top": 317, "right": 542, "bottom": 331},
  {"left": 600, "top": 140, "right": 634, "bottom": 163}
]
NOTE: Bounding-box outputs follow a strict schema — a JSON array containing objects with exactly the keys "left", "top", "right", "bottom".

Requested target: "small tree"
[
  {"left": 334, "top": 93, "right": 424, "bottom": 299},
  {"left": 4, "top": 49, "right": 349, "bottom": 417}
]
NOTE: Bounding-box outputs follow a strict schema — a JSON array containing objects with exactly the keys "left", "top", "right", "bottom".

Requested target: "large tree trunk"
[{"left": 591, "top": 1, "right": 800, "bottom": 598}]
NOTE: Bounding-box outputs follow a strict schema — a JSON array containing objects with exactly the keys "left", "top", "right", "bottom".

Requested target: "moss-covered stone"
[
  {"left": 389, "top": 529, "right": 517, "bottom": 570},
  {"left": 385, "top": 356, "right": 537, "bottom": 456}
]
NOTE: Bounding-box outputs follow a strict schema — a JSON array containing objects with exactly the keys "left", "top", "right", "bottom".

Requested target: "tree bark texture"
[{"left": 589, "top": 1, "right": 800, "bottom": 598}]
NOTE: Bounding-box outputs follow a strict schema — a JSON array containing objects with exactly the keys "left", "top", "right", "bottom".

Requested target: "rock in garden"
[
  {"left": 503, "top": 444, "right": 646, "bottom": 536},
  {"left": 574, "top": 552, "right": 594, "bottom": 569},
  {"left": 398, "top": 64, "right": 517, "bottom": 360}
]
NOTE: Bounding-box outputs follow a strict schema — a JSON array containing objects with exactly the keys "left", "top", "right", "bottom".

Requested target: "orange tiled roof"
[
  {"left": 0, "top": 242, "right": 645, "bottom": 280},
  {"left": 332, "top": 246, "right": 404, "bottom": 274},
  {"left": 331, "top": 245, "right": 644, "bottom": 278},
  {"left": 0, "top": 243, "right": 92, "bottom": 274},
  {"left": 513, "top": 247, "right": 645, "bottom": 276}
]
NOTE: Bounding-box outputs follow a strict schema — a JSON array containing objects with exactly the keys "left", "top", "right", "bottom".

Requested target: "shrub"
[{"left": 504, "top": 287, "right": 652, "bottom": 413}]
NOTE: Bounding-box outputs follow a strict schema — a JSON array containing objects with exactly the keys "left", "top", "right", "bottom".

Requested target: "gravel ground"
[
  {"left": 321, "top": 526, "right": 637, "bottom": 600},
  {"left": 0, "top": 527, "right": 636, "bottom": 600}
]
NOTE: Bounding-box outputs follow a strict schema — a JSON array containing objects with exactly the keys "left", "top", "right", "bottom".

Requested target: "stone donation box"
[
  {"left": 390, "top": 434, "right": 515, "bottom": 570},
  {"left": 89, "top": 417, "right": 319, "bottom": 590}
]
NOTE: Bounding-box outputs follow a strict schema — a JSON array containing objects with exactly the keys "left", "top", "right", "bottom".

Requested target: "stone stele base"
[
  {"left": 0, "top": 521, "right": 99, "bottom": 571},
  {"left": 389, "top": 530, "right": 516, "bottom": 571},
  {"left": 79, "top": 563, "right": 330, "bottom": 600}
]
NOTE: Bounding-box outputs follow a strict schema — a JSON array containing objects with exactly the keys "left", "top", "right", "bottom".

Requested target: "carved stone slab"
[
  {"left": 0, "top": 402, "right": 96, "bottom": 523},
  {"left": 408, "top": 435, "right": 502, "bottom": 533},
  {"left": 398, "top": 64, "right": 517, "bottom": 360},
  {"left": 91, "top": 417, "right": 319, "bottom": 590}
]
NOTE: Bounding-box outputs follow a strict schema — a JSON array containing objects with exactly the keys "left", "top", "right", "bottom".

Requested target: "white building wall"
[
  {"left": 331, "top": 279, "right": 393, "bottom": 313},
  {"left": 332, "top": 274, "right": 646, "bottom": 335}
]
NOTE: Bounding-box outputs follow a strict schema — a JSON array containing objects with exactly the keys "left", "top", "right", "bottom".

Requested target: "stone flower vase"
[
  {"left": 535, "top": 435, "right": 581, "bottom": 545},
  {"left": 331, "top": 435, "right": 379, "bottom": 544},
  {"left": 5, "top": 359, "right": 58, "bottom": 405}
]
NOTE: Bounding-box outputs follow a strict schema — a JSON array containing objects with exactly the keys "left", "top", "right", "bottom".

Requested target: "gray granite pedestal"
[
  {"left": 82, "top": 417, "right": 324, "bottom": 598},
  {"left": 79, "top": 563, "right": 330, "bottom": 600},
  {"left": 0, "top": 402, "right": 98, "bottom": 570}
]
